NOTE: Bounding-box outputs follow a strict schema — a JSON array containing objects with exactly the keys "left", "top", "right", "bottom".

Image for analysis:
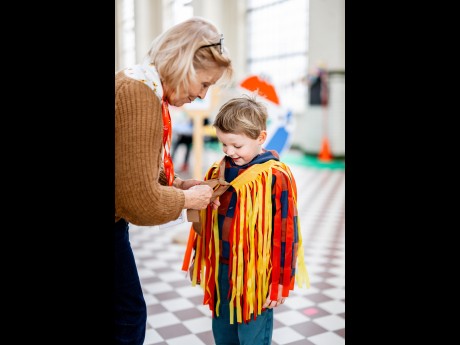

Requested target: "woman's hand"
[
  {"left": 262, "top": 284, "right": 286, "bottom": 309},
  {"left": 175, "top": 178, "right": 221, "bottom": 210},
  {"left": 183, "top": 184, "right": 213, "bottom": 209}
]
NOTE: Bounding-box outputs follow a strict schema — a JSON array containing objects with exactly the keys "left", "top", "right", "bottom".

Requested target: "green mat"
[{"left": 282, "top": 152, "right": 345, "bottom": 170}]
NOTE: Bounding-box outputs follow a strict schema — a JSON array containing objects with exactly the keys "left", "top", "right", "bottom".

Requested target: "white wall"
[
  {"left": 308, "top": 0, "right": 345, "bottom": 71},
  {"left": 291, "top": 0, "right": 345, "bottom": 156},
  {"left": 134, "top": 0, "right": 164, "bottom": 64}
]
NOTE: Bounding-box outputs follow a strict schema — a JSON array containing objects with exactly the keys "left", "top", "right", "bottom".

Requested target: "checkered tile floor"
[{"left": 129, "top": 163, "right": 345, "bottom": 345}]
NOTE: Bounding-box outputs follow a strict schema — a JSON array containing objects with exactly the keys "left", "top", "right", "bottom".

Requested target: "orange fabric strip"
[{"left": 181, "top": 226, "right": 196, "bottom": 271}]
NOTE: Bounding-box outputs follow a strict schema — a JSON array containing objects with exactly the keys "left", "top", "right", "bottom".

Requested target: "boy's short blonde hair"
[{"left": 214, "top": 95, "right": 268, "bottom": 139}]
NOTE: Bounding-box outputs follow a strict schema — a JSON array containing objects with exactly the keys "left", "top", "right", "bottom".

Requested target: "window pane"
[{"left": 247, "top": 0, "right": 309, "bottom": 113}]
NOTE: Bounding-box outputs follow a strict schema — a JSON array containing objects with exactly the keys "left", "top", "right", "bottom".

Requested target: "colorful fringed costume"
[{"left": 182, "top": 150, "right": 309, "bottom": 324}]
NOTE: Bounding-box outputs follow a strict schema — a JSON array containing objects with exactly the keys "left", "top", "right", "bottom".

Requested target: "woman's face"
[{"left": 164, "top": 67, "right": 224, "bottom": 107}]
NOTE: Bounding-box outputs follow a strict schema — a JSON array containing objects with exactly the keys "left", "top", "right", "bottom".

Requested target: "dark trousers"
[
  {"left": 212, "top": 263, "right": 273, "bottom": 345},
  {"left": 113, "top": 219, "right": 146, "bottom": 344}
]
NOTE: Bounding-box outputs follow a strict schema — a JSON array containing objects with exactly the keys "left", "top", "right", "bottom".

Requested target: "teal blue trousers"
[{"left": 212, "top": 263, "right": 273, "bottom": 345}]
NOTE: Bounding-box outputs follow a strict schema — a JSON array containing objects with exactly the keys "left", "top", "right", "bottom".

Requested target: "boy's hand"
[
  {"left": 262, "top": 284, "right": 286, "bottom": 309},
  {"left": 188, "top": 262, "right": 201, "bottom": 284}
]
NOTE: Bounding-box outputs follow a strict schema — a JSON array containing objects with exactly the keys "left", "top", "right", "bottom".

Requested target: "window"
[
  {"left": 246, "top": 0, "right": 309, "bottom": 112},
  {"left": 164, "top": 0, "right": 193, "bottom": 29}
]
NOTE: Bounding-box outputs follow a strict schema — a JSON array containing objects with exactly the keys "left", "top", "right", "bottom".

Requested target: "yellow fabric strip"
[
  {"left": 235, "top": 185, "right": 245, "bottom": 323},
  {"left": 231, "top": 160, "right": 277, "bottom": 190},
  {"left": 256, "top": 177, "right": 264, "bottom": 315},
  {"left": 247, "top": 181, "right": 257, "bottom": 317},
  {"left": 229, "top": 212, "right": 238, "bottom": 324},
  {"left": 295, "top": 217, "right": 310, "bottom": 288},
  {"left": 263, "top": 169, "right": 273, "bottom": 302}
]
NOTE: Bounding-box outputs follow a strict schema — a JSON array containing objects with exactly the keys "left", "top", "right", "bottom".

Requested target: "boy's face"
[{"left": 215, "top": 128, "right": 267, "bottom": 166}]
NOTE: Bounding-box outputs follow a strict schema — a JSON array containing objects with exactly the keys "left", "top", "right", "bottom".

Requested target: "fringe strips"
[{"left": 182, "top": 159, "right": 309, "bottom": 324}]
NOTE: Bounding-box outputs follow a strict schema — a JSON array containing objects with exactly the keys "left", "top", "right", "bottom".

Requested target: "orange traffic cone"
[{"left": 318, "top": 137, "right": 333, "bottom": 162}]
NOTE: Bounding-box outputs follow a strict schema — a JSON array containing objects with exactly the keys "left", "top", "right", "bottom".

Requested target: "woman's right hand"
[{"left": 183, "top": 184, "right": 213, "bottom": 210}]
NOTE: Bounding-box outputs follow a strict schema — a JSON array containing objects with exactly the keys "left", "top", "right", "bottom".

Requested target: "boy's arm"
[{"left": 270, "top": 167, "right": 300, "bottom": 300}]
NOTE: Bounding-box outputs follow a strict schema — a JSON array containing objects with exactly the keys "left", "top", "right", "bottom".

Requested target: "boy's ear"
[{"left": 258, "top": 130, "right": 267, "bottom": 144}]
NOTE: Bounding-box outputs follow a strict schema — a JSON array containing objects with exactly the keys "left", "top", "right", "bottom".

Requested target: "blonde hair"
[
  {"left": 146, "top": 17, "right": 233, "bottom": 95},
  {"left": 214, "top": 95, "right": 268, "bottom": 140}
]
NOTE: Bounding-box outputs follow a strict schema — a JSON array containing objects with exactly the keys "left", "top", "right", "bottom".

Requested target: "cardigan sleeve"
[{"left": 115, "top": 73, "right": 185, "bottom": 225}]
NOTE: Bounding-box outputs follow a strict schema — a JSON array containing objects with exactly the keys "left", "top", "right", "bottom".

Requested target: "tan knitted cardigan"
[{"left": 115, "top": 70, "right": 185, "bottom": 225}]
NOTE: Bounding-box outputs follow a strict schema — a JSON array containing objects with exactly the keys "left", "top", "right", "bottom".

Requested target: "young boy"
[{"left": 182, "top": 95, "right": 309, "bottom": 345}]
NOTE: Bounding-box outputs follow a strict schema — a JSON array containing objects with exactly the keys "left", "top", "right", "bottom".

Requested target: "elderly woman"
[{"left": 115, "top": 17, "right": 232, "bottom": 344}]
